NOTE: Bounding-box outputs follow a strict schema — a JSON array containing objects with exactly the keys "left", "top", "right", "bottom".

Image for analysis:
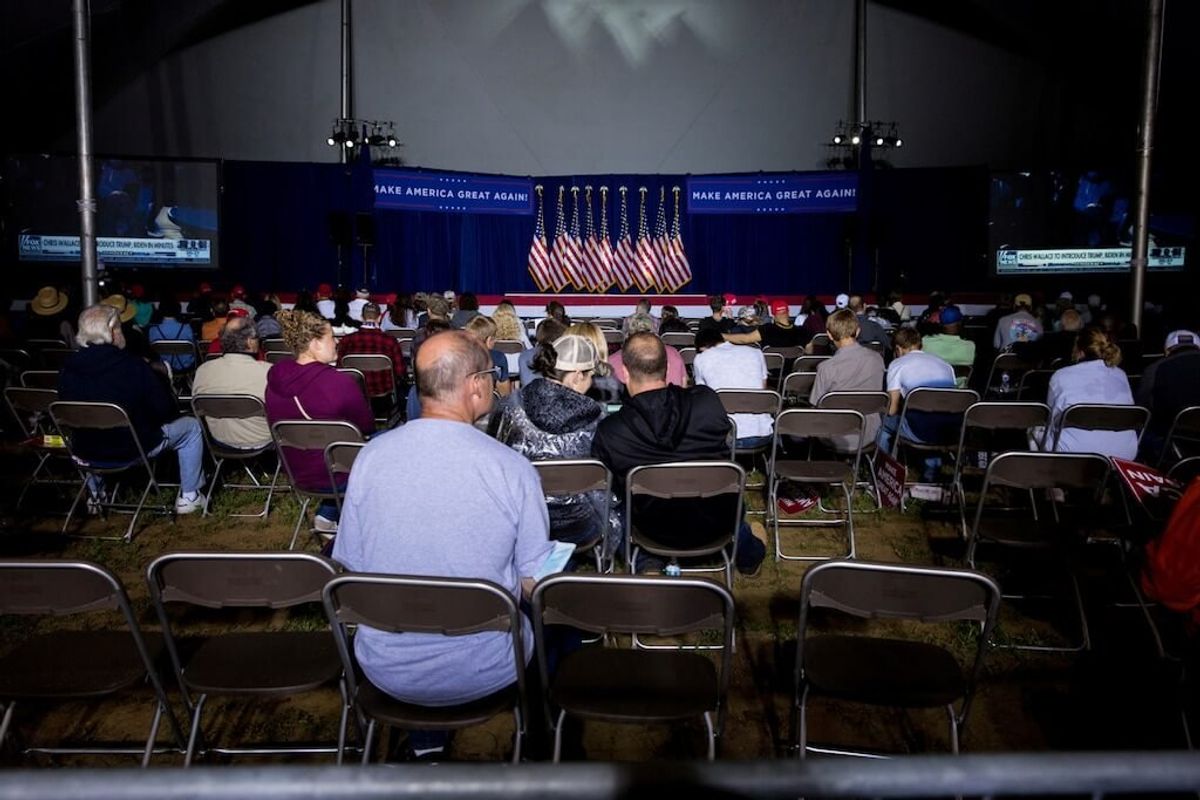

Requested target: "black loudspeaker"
[
  {"left": 328, "top": 212, "right": 352, "bottom": 247},
  {"left": 355, "top": 212, "right": 376, "bottom": 246}
]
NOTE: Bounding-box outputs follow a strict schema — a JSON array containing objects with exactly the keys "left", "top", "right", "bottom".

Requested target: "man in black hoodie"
[{"left": 592, "top": 332, "right": 766, "bottom": 575}]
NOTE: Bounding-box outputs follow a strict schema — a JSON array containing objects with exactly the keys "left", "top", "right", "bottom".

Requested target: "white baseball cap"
[
  {"left": 835, "top": 293, "right": 850, "bottom": 309},
  {"left": 1165, "top": 330, "right": 1199, "bottom": 352}
]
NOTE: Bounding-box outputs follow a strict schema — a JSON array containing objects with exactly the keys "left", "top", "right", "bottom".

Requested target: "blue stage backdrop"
[{"left": 219, "top": 160, "right": 987, "bottom": 297}]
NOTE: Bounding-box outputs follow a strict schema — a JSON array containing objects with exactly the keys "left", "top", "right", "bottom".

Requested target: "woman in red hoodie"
[{"left": 266, "top": 309, "right": 374, "bottom": 531}]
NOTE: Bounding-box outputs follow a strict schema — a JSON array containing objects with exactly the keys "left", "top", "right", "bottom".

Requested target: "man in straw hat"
[{"left": 26, "top": 286, "right": 74, "bottom": 344}]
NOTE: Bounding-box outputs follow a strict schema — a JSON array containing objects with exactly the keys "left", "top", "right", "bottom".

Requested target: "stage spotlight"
[
  {"left": 344, "top": 139, "right": 355, "bottom": 149},
  {"left": 875, "top": 136, "right": 885, "bottom": 146},
  {"left": 832, "top": 134, "right": 844, "bottom": 145},
  {"left": 895, "top": 137, "right": 903, "bottom": 147},
  {"left": 368, "top": 134, "right": 386, "bottom": 146},
  {"left": 327, "top": 131, "right": 345, "bottom": 147},
  {"left": 850, "top": 134, "right": 861, "bottom": 145},
  {"left": 387, "top": 135, "right": 398, "bottom": 147}
]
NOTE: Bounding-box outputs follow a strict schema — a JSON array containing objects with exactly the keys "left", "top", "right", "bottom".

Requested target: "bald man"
[
  {"left": 591, "top": 332, "right": 766, "bottom": 576},
  {"left": 331, "top": 331, "right": 553, "bottom": 757}
]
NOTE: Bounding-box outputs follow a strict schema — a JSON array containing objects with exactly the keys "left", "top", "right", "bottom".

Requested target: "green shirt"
[{"left": 923, "top": 334, "right": 976, "bottom": 387}]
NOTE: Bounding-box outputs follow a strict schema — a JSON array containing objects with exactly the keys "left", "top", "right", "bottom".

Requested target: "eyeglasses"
[{"left": 468, "top": 366, "right": 501, "bottom": 382}]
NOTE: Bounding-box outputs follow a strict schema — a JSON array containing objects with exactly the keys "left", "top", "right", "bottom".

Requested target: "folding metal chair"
[
  {"left": 531, "top": 574, "right": 735, "bottom": 761},
  {"left": 951, "top": 402, "right": 1050, "bottom": 538},
  {"left": 38, "top": 348, "right": 74, "bottom": 370},
  {"left": 602, "top": 329, "right": 624, "bottom": 347},
  {"left": 336, "top": 367, "right": 369, "bottom": 402},
  {"left": 4, "top": 386, "right": 81, "bottom": 511},
  {"left": 716, "top": 387, "right": 782, "bottom": 470},
  {"left": 662, "top": 331, "right": 695, "bottom": 349},
  {"left": 493, "top": 340, "right": 526, "bottom": 356},
  {"left": 339, "top": 354, "right": 398, "bottom": 424},
  {"left": 191, "top": 394, "right": 280, "bottom": 518},
  {"left": 323, "top": 574, "right": 528, "bottom": 764},
  {"left": 532, "top": 459, "right": 613, "bottom": 572},
  {"left": 19, "top": 370, "right": 59, "bottom": 390},
  {"left": 769, "top": 408, "right": 865, "bottom": 561},
  {"left": 794, "top": 355, "right": 830, "bottom": 374},
  {"left": 591, "top": 318, "right": 619, "bottom": 330},
  {"left": 1168, "top": 456, "right": 1200, "bottom": 485},
  {"left": 150, "top": 340, "right": 200, "bottom": 395},
  {"left": 892, "top": 387, "right": 979, "bottom": 497},
  {"left": 965, "top": 451, "right": 1112, "bottom": 652},
  {"left": 1053, "top": 403, "right": 1151, "bottom": 452},
  {"left": 146, "top": 552, "right": 344, "bottom": 766},
  {"left": 817, "top": 391, "right": 890, "bottom": 508},
  {"left": 793, "top": 560, "right": 1000, "bottom": 757},
  {"left": 261, "top": 338, "right": 291, "bottom": 353},
  {"left": 809, "top": 333, "right": 832, "bottom": 355},
  {"left": 1016, "top": 368, "right": 1055, "bottom": 403},
  {"left": 0, "top": 560, "right": 186, "bottom": 766},
  {"left": 625, "top": 461, "right": 746, "bottom": 587},
  {"left": 49, "top": 401, "right": 177, "bottom": 542},
  {"left": 325, "top": 440, "right": 366, "bottom": 518},
  {"left": 985, "top": 353, "right": 1033, "bottom": 398},
  {"left": 952, "top": 363, "right": 974, "bottom": 386},
  {"left": 782, "top": 371, "right": 818, "bottom": 407},
  {"left": 762, "top": 352, "right": 786, "bottom": 390},
  {"left": 264, "top": 350, "right": 293, "bottom": 365},
  {"left": 0, "top": 347, "right": 32, "bottom": 373},
  {"left": 271, "top": 420, "right": 365, "bottom": 549}
]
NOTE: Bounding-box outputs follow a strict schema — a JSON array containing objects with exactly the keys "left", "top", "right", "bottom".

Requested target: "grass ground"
[{"left": 0, "top": 452, "right": 1190, "bottom": 766}]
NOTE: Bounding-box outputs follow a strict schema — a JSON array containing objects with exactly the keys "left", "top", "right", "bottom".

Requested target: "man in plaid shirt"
[{"left": 336, "top": 302, "right": 407, "bottom": 408}]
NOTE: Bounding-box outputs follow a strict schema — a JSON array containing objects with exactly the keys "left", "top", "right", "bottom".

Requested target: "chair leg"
[
  {"left": 336, "top": 704, "right": 349, "bottom": 765},
  {"left": 183, "top": 694, "right": 207, "bottom": 767},
  {"left": 124, "top": 477, "right": 157, "bottom": 543},
  {"left": 702, "top": 711, "right": 716, "bottom": 761},
  {"left": 141, "top": 701, "right": 165, "bottom": 767},
  {"left": 843, "top": 482, "right": 856, "bottom": 559},
  {"left": 551, "top": 709, "right": 567, "bottom": 763},
  {"left": 511, "top": 704, "right": 524, "bottom": 764},
  {"left": 287, "top": 497, "right": 311, "bottom": 551},
  {"left": 202, "top": 458, "right": 225, "bottom": 517},
  {"left": 62, "top": 480, "right": 88, "bottom": 533},
  {"left": 0, "top": 701, "right": 14, "bottom": 752},
  {"left": 946, "top": 704, "right": 960, "bottom": 755},
  {"left": 796, "top": 685, "right": 810, "bottom": 759},
  {"left": 360, "top": 720, "right": 377, "bottom": 766}
]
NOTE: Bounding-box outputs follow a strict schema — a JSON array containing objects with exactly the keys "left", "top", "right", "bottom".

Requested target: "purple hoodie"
[{"left": 265, "top": 360, "right": 375, "bottom": 490}]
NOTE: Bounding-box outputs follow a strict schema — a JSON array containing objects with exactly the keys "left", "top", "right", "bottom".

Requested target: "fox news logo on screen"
[{"left": 998, "top": 249, "right": 1018, "bottom": 266}]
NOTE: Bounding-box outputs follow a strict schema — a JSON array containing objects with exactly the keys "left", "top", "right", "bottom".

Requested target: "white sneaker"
[
  {"left": 175, "top": 492, "right": 206, "bottom": 514},
  {"left": 313, "top": 514, "right": 338, "bottom": 533}
]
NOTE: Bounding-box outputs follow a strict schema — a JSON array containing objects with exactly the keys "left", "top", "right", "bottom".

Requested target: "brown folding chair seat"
[
  {"left": 146, "top": 552, "right": 344, "bottom": 766},
  {"left": 532, "top": 574, "right": 735, "bottom": 761},
  {"left": 532, "top": 459, "right": 613, "bottom": 571},
  {"left": 49, "top": 400, "right": 177, "bottom": 542},
  {"left": 271, "top": 419, "right": 365, "bottom": 549},
  {"left": 809, "top": 334, "right": 832, "bottom": 355},
  {"left": 323, "top": 574, "right": 528, "bottom": 764},
  {"left": 1054, "top": 403, "right": 1151, "bottom": 452},
  {"left": 191, "top": 394, "right": 280, "bottom": 518},
  {"left": 0, "top": 560, "right": 185, "bottom": 766},
  {"left": 793, "top": 560, "right": 1000, "bottom": 757},
  {"left": 625, "top": 461, "right": 746, "bottom": 587},
  {"left": 966, "top": 451, "right": 1111, "bottom": 652},
  {"left": 761, "top": 352, "right": 786, "bottom": 390},
  {"left": 769, "top": 408, "right": 865, "bottom": 562},
  {"left": 264, "top": 350, "right": 292, "bottom": 365}
]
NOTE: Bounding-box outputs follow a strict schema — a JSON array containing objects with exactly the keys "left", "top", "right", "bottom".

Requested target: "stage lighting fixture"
[
  {"left": 875, "top": 136, "right": 884, "bottom": 146},
  {"left": 850, "top": 134, "right": 861, "bottom": 145},
  {"left": 894, "top": 137, "right": 902, "bottom": 147},
  {"left": 825, "top": 119, "right": 903, "bottom": 154},
  {"left": 326, "top": 118, "right": 401, "bottom": 150},
  {"left": 368, "top": 134, "right": 386, "bottom": 146},
  {"left": 387, "top": 135, "right": 398, "bottom": 147},
  {"left": 832, "top": 134, "right": 844, "bottom": 145}
]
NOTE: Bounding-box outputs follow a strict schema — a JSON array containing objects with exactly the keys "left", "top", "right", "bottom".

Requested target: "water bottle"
[
  {"left": 664, "top": 562, "right": 682, "bottom": 577},
  {"left": 1000, "top": 372, "right": 1011, "bottom": 395}
]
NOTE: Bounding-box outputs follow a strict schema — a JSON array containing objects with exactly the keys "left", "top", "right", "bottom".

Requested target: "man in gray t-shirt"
[
  {"left": 809, "top": 309, "right": 886, "bottom": 449},
  {"left": 333, "top": 331, "right": 553, "bottom": 710}
]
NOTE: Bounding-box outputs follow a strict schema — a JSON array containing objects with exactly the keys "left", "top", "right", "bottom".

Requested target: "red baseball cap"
[
  {"left": 316, "top": 283, "right": 333, "bottom": 298},
  {"left": 384, "top": 293, "right": 398, "bottom": 305},
  {"left": 231, "top": 284, "right": 246, "bottom": 299},
  {"left": 722, "top": 292, "right": 737, "bottom": 305},
  {"left": 198, "top": 282, "right": 212, "bottom": 293},
  {"left": 769, "top": 299, "right": 790, "bottom": 316},
  {"left": 129, "top": 283, "right": 145, "bottom": 299},
  {"left": 227, "top": 307, "right": 250, "bottom": 319}
]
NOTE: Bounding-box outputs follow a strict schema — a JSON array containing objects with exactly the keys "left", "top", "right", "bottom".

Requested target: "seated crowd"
[{"left": 3, "top": 280, "right": 1198, "bottom": 761}]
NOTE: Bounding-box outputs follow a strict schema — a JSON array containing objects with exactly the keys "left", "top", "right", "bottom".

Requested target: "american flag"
[
  {"left": 570, "top": 187, "right": 601, "bottom": 292},
  {"left": 552, "top": 186, "right": 584, "bottom": 290},
  {"left": 665, "top": 186, "right": 693, "bottom": 291},
  {"left": 634, "top": 187, "right": 660, "bottom": 292},
  {"left": 597, "top": 186, "right": 622, "bottom": 291},
  {"left": 613, "top": 187, "right": 637, "bottom": 291},
  {"left": 526, "top": 185, "right": 557, "bottom": 292},
  {"left": 583, "top": 186, "right": 613, "bottom": 292},
  {"left": 653, "top": 186, "right": 676, "bottom": 292}
]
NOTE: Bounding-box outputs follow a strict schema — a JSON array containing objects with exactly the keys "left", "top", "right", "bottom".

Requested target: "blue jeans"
[
  {"left": 877, "top": 415, "right": 941, "bottom": 482},
  {"left": 148, "top": 417, "right": 204, "bottom": 494},
  {"left": 736, "top": 435, "right": 772, "bottom": 450}
]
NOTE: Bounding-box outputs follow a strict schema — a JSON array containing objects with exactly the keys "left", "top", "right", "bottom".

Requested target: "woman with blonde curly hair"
[
  {"left": 265, "top": 309, "right": 374, "bottom": 531},
  {"left": 492, "top": 300, "right": 530, "bottom": 345},
  {"left": 567, "top": 321, "right": 621, "bottom": 403},
  {"left": 1041, "top": 326, "right": 1137, "bottom": 459}
]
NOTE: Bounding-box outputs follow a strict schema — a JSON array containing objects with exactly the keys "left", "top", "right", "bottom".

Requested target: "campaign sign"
[
  {"left": 374, "top": 169, "right": 533, "bottom": 215},
  {"left": 874, "top": 448, "right": 907, "bottom": 508},
  {"left": 1111, "top": 458, "right": 1184, "bottom": 517},
  {"left": 686, "top": 172, "right": 858, "bottom": 214}
]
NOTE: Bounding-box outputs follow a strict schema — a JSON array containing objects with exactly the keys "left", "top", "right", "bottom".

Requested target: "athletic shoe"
[
  {"left": 175, "top": 492, "right": 206, "bottom": 514},
  {"left": 147, "top": 206, "right": 183, "bottom": 240},
  {"left": 314, "top": 514, "right": 338, "bottom": 533}
]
